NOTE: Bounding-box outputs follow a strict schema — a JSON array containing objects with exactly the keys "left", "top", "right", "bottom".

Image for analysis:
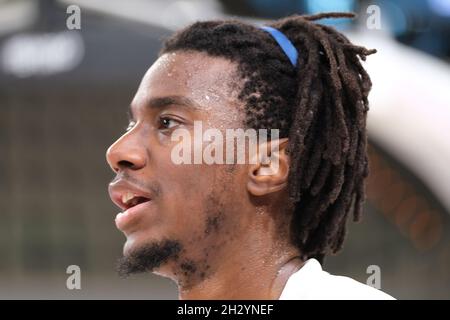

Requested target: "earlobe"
[{"left": 247, "top": 139, "right": 289, "bottom": 197}]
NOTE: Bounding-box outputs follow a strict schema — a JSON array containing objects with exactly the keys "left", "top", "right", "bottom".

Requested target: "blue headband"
[{"left": 259, "top": 26, "right": 298, "bottom": 67}]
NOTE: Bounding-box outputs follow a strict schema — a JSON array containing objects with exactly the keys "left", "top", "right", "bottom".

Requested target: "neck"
[{"left": 177, "top": 222, "right": 304, "bottom": 300}]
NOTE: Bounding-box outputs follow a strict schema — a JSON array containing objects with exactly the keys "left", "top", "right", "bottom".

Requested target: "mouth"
[
  {"left": 115, "top": 198, "right": 152, "bottom": 232},
  {"left": 119, "top": 192, "right": 151, "bottom": 211},
  {"left": 108, "top": 181, "right": 153, "bottom": 232}
]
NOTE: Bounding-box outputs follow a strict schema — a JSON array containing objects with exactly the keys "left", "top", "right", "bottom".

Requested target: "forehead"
[{"left": 133, "top": 51, "right": 243, "bottom": 119}]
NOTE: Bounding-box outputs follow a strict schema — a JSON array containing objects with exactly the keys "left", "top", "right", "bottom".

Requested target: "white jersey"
[{"left": 279, "top": 258, "right": 395, "bottom": 300}]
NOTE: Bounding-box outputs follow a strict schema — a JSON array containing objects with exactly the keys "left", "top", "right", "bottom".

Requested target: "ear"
[{"left": 247, "top": 138, "right": 289, "bottom": 196}]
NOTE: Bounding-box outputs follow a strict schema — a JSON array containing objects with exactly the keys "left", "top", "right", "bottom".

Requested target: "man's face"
[{"left": 106, "top": 52, "right": 251, "bottom": 282}]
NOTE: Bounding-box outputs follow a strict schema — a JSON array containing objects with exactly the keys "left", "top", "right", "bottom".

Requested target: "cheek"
[
  {"left": 154, "top": 160, "right": 218, "bottom": 227},
  {"left": 150, "top": 140, "right": 246, "bottom": 234}
]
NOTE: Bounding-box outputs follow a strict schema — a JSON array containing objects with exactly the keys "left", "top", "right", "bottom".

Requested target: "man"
[{"left": 106, "top": 12, "right": 394, "bottom": 299}]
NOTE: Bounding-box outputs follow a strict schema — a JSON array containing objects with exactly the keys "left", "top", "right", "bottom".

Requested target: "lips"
[
  {"left": 108, "top": 180, "right": 153, "bottom": 232},
  {"left": 109, "top": 180, "right": 152, "bottom": 210},
  {"left": 120, "top": 191, "right": 151, "bottom": 211}
]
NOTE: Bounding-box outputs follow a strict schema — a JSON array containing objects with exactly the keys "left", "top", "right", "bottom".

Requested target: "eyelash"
[
  {"left": 125, "top": 116, "right": 181, "bottom": 133},
  {"left": 158, "top": 116, "right": 180, "bottom": 130}
]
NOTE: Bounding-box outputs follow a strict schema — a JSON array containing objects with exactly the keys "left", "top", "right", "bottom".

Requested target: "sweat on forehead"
[
  {"left": 140, "top": 52, "right": 241, "bottom": 103},
  {"left": 130, "top": 51, "right": 245, "bottom": 127}
]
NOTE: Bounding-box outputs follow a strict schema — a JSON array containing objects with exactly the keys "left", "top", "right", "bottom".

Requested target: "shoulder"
[{"left": 279, "top": 258, "right": 395, "bottom": 300}]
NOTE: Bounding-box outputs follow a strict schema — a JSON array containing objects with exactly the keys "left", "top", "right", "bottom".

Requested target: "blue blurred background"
[{"left": 0, "top": 0, "right": 449, "bottom": 299}]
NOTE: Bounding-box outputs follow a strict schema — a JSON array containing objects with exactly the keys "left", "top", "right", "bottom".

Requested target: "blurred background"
[{"left": 0, "top": 0, "right": 449, "bottom": 299}]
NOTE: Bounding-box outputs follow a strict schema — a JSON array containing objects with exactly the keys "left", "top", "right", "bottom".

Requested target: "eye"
[
  {"left": 125, "top": 121, "right": 136, "bottom": 132},
  {"left": 158, "top": 116, "right": 180, "bottom": 130}
]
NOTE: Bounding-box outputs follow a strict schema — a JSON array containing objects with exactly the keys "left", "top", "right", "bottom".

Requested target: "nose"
[{"left": 106, "top": 131, "right": 146, "bottom": 172}]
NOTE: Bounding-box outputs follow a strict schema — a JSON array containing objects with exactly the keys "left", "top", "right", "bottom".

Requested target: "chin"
[
  {"left": 122, "top": 231, "right": 156, "bottom": 255},
  {"left": 119, "top": 236, "right": 183, "bottom": 275}
]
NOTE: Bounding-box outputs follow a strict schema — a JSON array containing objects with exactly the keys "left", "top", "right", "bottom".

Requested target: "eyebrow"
[{"left": 129, "top": 95, "right": 202, "bottom": 116}]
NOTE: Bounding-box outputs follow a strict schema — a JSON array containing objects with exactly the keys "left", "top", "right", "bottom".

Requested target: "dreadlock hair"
[{"left": 160, "top": 12, "right": 376, "bottom": 264}]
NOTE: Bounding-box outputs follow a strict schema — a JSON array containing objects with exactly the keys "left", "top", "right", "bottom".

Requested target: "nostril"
[{"left": 118, "top": 160, "right": 136, "bottom": 170}]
